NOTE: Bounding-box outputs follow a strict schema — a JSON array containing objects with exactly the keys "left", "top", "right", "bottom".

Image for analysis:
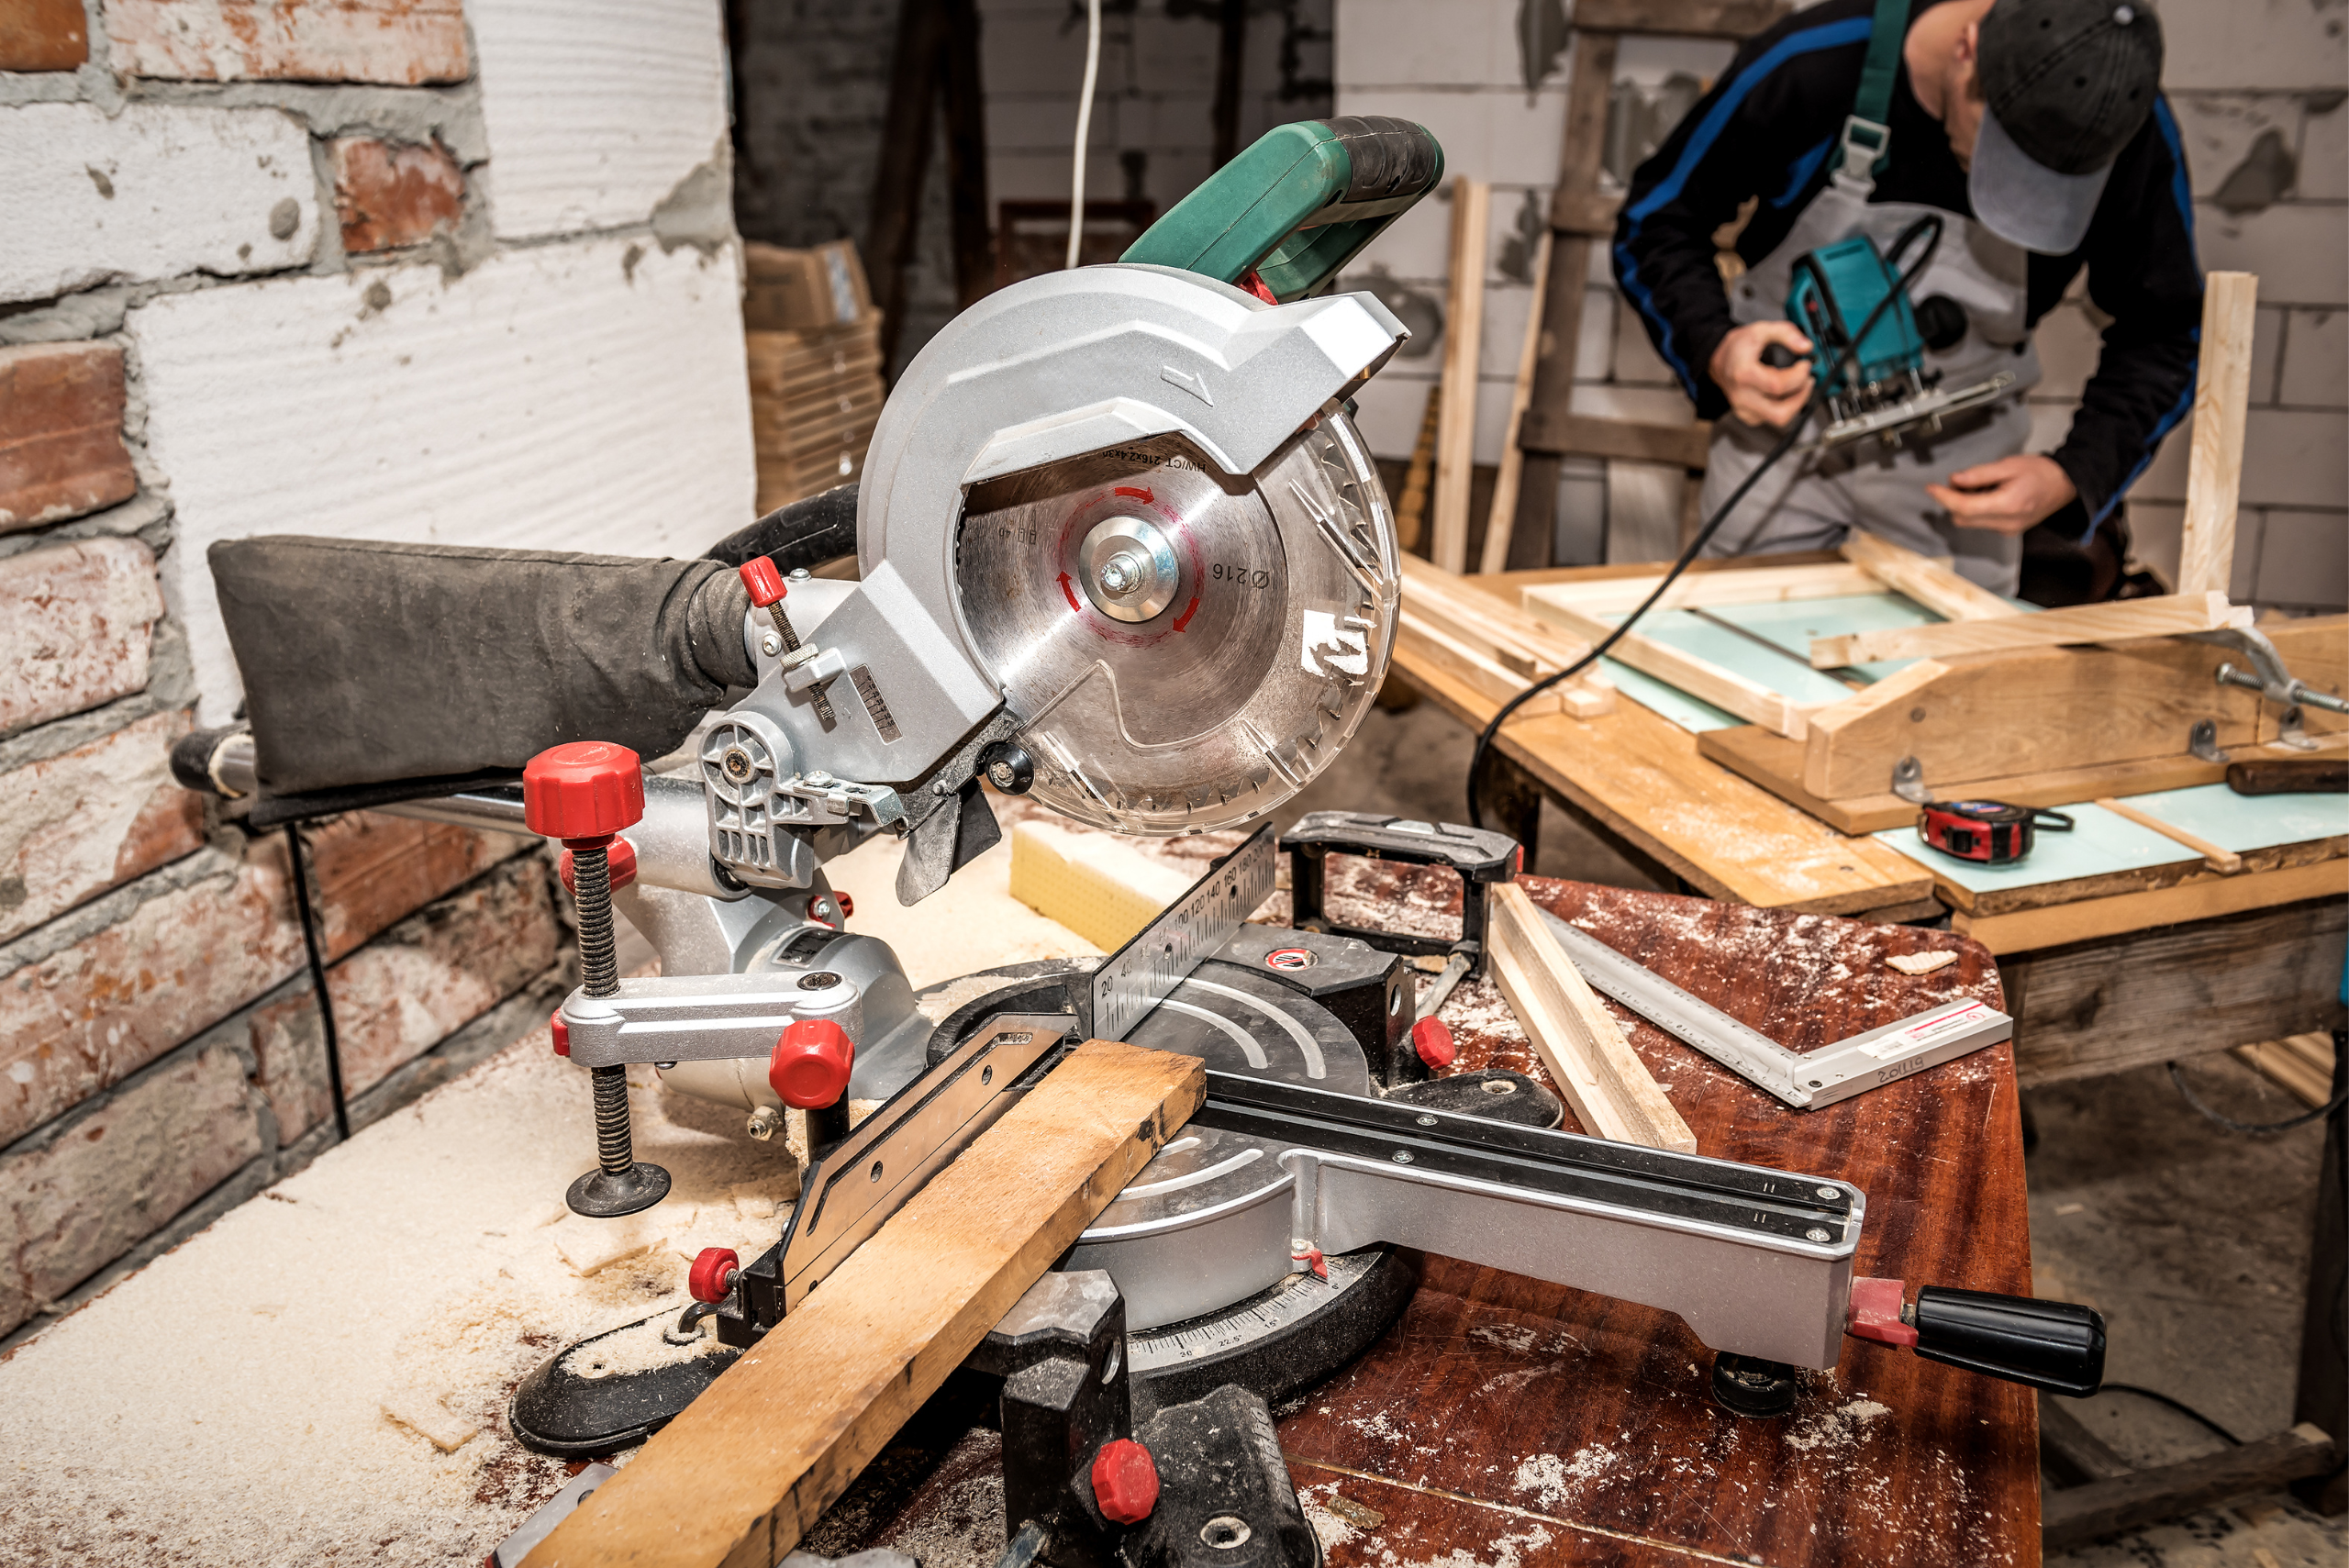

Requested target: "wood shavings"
[
  {"left": 380, "top": 1394, "right": 477, "bottom": 1452},
  {"left": 732, "top": 1178, "right": 791, "bottom": 1220},
  {"left": 1886, "top": 951, "right": 1958, "bottom": 976},
  {"left": 551, "top": 1213, "right": 667, "bottom": 1276}
]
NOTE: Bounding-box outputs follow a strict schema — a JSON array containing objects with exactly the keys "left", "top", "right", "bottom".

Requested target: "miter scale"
[{"left": 177, "top": 117, "right": 2103, "bottom": 1567}]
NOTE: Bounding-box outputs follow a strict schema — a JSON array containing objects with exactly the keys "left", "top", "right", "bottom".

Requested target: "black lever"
[
  {"left": 1760, "top": 342, "right": 1802, "bottom": 369},
  {"left": 1848, "top": 1276, "right": 2106, "bottom": 1396}
]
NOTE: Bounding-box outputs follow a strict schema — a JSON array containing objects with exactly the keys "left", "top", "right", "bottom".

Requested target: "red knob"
[
  {"left": 1091, "top": 1438, "right": 1159, "bottom": 1524},
  {"left": 1411, "top": 1016, "right": 1457, "bottom": 1069},
  {"left": 769, "top": 1018, "right": 854, "bottom": 1109},
  {"left": 689, "top": 1247, "right": 740, "bottom": 1304},
  {"left": 550, "top": 1008, "right": 570, "bottom": 1058},
  {"left": 739, "top": 557, "right": 786, "bottom": 609},
  {"left": 523, "top": 742, "right": 645, "bottom": 845},
  {"left": 1845, "top": 1275, "right": 1918, "bottom": 1349},
  {"left": 560, "top": 837, "right": 638, "bottom": 895}
]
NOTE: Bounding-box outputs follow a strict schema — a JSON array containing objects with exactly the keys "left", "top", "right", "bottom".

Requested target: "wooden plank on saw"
[
  {"left": 1807, "top": 591, "right": 2253, "bottom": 669},
  {"left": 1837, "top": 531, "right": 2016, "bottom": 622},
  {"left": 2177, "top": 272, "right": 2259, "bottom": 597},
  {"left": 1486, "top": 882, "right": 1697, "bottom": 1152},
  {"left": 1523, "top": 593, "right": 1818, "bottom": 740},
  {"left": 1431, "top": 175, "right": 1491, "bottom": 574},
  {"left": 522, "top": 1040, "right": 1207, "bottom": 1568}
]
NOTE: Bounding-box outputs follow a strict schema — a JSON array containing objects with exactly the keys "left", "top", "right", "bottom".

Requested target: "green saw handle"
[{"left": 1122, "top": 116, "right": 1443, "bottom": 303}]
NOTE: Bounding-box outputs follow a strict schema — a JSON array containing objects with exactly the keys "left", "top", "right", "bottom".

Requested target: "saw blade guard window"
[{"left": 954, "top": 417, "right": 1400, "bottom": 837}]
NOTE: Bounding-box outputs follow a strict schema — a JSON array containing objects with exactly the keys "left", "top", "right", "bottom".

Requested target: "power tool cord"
[
  {"left": 1466, "top": 223, "right": 1943, "bottom": 830},
  {"left": 2165, "top": 1028, "right": 2349, "bottom": 1135},
  {"left": 284, "top": 823, "right": 353, "bottom": 1142}
]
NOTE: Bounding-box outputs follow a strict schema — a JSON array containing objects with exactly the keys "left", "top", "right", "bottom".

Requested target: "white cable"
[{"left": 1066, "top": 0, "right": 1102, "bottom": 270}]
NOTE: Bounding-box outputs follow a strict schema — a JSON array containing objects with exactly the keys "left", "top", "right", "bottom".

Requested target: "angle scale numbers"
[{"left": 1127, "top": 1251, "right": 1376, "bottom": 1373}]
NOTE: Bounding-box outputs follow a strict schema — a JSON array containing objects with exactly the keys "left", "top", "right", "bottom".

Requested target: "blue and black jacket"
[{"left": 1613, "top": 0, "right": 2202, "bottom": 537}]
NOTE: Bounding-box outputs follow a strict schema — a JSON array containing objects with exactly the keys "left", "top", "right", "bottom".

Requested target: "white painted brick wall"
[
  {"left": 470, "top": 0, "right": 732, "bottom": 239},
  {"left": 131, "top": 237, "right": 756, "bottom": 719},
  {"left": 0, "top": 103, "right": 320, "bottom": 305}
]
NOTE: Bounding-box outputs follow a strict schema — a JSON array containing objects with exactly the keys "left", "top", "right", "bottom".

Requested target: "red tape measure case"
[{"left": 1917, "top": 800, "right": 2076, "bottom": 864}]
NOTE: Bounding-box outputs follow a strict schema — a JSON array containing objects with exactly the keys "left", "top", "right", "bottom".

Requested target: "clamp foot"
[
  {"left": 566, "top": 1161, "right": 671, "bottom": 1218},
  {"left": 1710, "top": 1351, "right": 1799, "bottom": 1418}
]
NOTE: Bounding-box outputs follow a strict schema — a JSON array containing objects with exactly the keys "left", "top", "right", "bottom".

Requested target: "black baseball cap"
[{"left": 1970, "top": 0, "right": 2165, "bottom": 255}]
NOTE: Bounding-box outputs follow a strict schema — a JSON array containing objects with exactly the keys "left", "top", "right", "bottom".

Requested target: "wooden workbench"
[
  {"left": 831, "top": 866, "right": 2038, "bottom": 1568},
  {"left": 1396, "top": 559, "right": 2348, "bottom": 1086}
]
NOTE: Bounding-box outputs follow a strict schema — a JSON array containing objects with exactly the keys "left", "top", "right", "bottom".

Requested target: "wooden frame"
[{"left": 1398, "top": 555, "right": 1615, "bottom": 718}]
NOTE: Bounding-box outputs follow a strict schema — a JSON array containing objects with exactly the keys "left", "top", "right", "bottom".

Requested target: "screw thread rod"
[
  {"left": 591, "top": 1063, "right": 635, "bottom": 1176},
  {"left": 573, "top": 844, "right": 618, "bottom": 997}
]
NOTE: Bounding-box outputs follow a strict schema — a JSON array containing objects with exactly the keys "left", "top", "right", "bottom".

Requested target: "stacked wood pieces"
[
  {"left": 743, "top": 240, "right": 888, "bottom": 513},
  {"left": 1398, "top": 554, "right": 1615, "bottom": 720},
  {"left": 523, "top": 1040, "right": 1206, "bottom": 1568},
  {"left": 1485, "top": 883, "right": 1696, "bottom": 1152},
  {"left": 2230, "top": 1032, "right": 2339, "bottom": 1109}
]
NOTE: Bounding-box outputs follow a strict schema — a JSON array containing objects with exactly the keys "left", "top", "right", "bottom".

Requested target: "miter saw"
[{"left": 176, "top": 117, "right": 2104, "bottom": 1568}]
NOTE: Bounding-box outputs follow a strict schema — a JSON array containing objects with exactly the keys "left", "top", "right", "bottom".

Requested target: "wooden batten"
[
  {"left": 1522, "top": 592, "right": 1816, "bottom": 740},
  {"left": 1520, "top": 561, "right": 1879, "bottom": 616},
  {"left": 1431, "top": 176, "right": 1490, "bottom": 574},
  {"left": 1807, "top": 591, "right": 2252, "bottom": 669},
  {"left": 1835, "top": 532, "right": 2014, "bottom": 621},
  {"left": 2177, "top": 272, "right": 2259, "bottom": 597}
]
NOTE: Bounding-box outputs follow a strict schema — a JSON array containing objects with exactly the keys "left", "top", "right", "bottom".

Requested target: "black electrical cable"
[
  {"left": 1466, "top": 224, "right": 1945, "bottom": 829},
  {"left": 2165, "top": 1029, "right": 2349, "bottom": 1135},
  {"left": 2094, "top": 1383, "right": 2244, "bottom": 1447},
  {"left": 283, "top": 824, "right": 352, "bottom": 1142}
]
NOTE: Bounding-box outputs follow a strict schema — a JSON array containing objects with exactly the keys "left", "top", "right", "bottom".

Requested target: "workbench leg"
[
  {"left": 2292, "top": 1027, "right": 2347, "bottom": 1514},
  {"left": 1473, "top": 746, "right": 1542, "bottom": 869}
]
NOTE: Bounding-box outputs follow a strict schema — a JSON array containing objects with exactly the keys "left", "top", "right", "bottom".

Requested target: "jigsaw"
[{"left": 176, "top": 118, "right": 2103, "bottom": 1567}]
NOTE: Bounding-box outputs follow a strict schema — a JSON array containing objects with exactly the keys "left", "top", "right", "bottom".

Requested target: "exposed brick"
[
  {"left": 0, "top": 815, "right": 519, "bottom": 1149},
  {"left": 328, "top": 136, "right": 464, "bottom": 253},
  {"left": 104, "top": 0, "right": 468, "bottom": 84},
  {"left": 0, "top": 709, "right": 206, "bottom": 945},
  {"left": 0, "top": 1042, "right": 262, "bottom": 1337},
  {"left": 0, "top": 0, "right": 89, "bottom": 72},
  {"left": 0, "top": 539, "right": 164, "bottom": 738},
  {"left": 250, "top": 855, "right": 557, "bottom": 1140},
  {"left": 0, "top": 342, "right": 138, "bottom": 534}
]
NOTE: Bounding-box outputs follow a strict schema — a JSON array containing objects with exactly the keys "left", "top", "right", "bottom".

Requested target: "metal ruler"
[
  {"left": 1536, "top": 908, "right": 2010, "bottom": 1110},
  {"left": 1089, "top": 822, "right": 1276, "bottom": 1043}
]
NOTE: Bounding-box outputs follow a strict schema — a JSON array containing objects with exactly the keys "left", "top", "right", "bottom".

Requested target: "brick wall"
[
  {"left": 1333, "top": 0, "right": 2349, "bottom": 601},
  {"left": 0, "top": 0, "right": 751, "bottom": 1344}
]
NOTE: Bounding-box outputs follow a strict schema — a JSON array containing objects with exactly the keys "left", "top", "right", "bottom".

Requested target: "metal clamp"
[{"left": 2198, "top": 627, "right": 2349, "bottom": 717}]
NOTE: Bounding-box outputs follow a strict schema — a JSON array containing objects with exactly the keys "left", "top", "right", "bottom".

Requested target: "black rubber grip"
[
  {"left": 171, "top": 727, "right": 238, "bottom": 795},
  {"left": 1281, "top": 810, "right": 1517, "bottom": 881},
  {"left": 1326, "top": 116, "right": 1444, "bottom": 205},
  {"left": 1912, "top": 1286, "right": 2107, "bottom": 1397},
  {"left": 1761, "top": 343, "right": 1801, "bottom": 369}
]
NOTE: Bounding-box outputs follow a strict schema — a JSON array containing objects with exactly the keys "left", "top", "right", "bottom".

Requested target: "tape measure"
[{"left": 1917, "top": 800, "right": 2075, "bottom": 864}]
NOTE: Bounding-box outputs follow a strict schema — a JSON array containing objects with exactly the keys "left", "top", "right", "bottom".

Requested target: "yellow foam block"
[{"left": 1008, "top": 818, "right": 1194, "bottom": 952}]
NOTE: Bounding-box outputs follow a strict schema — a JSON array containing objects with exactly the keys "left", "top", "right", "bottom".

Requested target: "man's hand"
[
  {"left": 1925, "top": 454, "right": 2078, "bottom": 535},
  {"left": 1708, "top": 321, "right": 1816, "bottom": 428}
]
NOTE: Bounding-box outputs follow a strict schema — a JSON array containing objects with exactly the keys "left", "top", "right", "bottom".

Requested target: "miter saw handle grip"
[
  {"left": 1281, "top": 811, "right": 1519, "bottom": 975},
  {"left": 1124, "top": 117, "right": 1443, "bottom": 302},
  {"left": 1849, "top": 1277, "right": 2106, "bottom": 1396}
]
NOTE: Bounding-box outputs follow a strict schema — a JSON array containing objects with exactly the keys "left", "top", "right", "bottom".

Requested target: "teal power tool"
[
  {"left": 1123, "top": 116, "right": 1444, "bottom": 302},
  {"left": 1760, "top": 217, "right": 2017, "bottom": 450}
]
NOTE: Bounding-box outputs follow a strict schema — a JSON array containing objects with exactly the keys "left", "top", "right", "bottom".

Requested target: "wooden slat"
[
  {"left": 2177, "top": 272, "right": 2259, "bottom": 596},
  {"left": 1548, "top": 187, "right": 1620, "bottom": 239},
  {"left": 524, "top": 1040, "right": 1206, "bottom": 1568},
  {"left": 1403, "top": 553, "right": 1595, "bottom": 671},
  {"left": 1521, "top": 593, "right": 1817, "bottom": 740},
  {"left": 2095, "top": 795, "right": 2244, "bottom": 874},
  {"left": 1394, "top": 382, "right": 1441, "bottom": 555},
  {"left": 2042, "top": 1423, "right": 2337, "bottom": 1553},
  {"left": 1522, "top": 560, "right": 1878, "bottom": 614},
  {"left": 1838, "top": 531, "right": 2015, "bottom": 621},
  {"left": 2232, "top": 1036, "right": 2337, "bottom": 1107},
  {"left": 1571, "top": 0, "right": 1793, "bottom": 38},
  {"left": 1431, "top": 176, "right": 1490, "bottom": 574},
  {"left": 1481, "top": 230, "right": 1550, "bottom": 575},
  {"left": 1517, "top": 409, "right": 1712, "bottom": 468},
  {"left": 1486, "top": 883, "right": 1696, "bottom": 1152},
  {"left": 1398, "top": 610, "right": 1566, "bottom": 718},
  {"left": 1953, "top": 858, "right": 2349, "bottom": 954},
  {"left": 1807, "top": 591, "right": 2252, "bottom": 668}
]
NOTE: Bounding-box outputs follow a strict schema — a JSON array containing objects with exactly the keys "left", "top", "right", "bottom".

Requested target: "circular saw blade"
[{"left": 952, "top": 414, "right": 1397, "bottom": 834}]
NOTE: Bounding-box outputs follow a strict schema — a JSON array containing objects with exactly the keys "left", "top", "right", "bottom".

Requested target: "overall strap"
[{"left": 1837, "top": 0, "right": 1911, "bottom": 189}]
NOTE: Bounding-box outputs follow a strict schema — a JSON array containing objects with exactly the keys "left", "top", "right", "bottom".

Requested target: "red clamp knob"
[
  {"left": 739, "top": 557, "right": 787, "bottom": 609},
  {"left": 550, "top": 1007, "right": 570, "bottom": 1058},
  {"left": 1411, "top": 1016, "right": 1457, "bottom": 1069},
  {"left": 560, "top": 837, "right": 638, "bottom": 895},
  {"left": 688, "top": 1247, "right": 740, "bottom": 1304},
  {"left": 1845, "top": 1275, "right": 1918, "bottom": 1349},
  {"left": 769, "top": 1018, "right": 854, "bottom": 1109},
  {"left": 523, "top": 742, "right": 645, "bottom": 846},
  {"left": 1090, "top": 1438, "right": 1159, "bottom": 1524}
]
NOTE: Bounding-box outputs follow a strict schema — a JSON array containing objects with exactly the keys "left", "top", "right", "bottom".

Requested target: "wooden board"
[
  {"left": 1698, "top": 722, "right": 2349, "bottom": 835},
  {"left": 2177, "top": 272, "right": 2259, "bottom": 597},
  {"left": 1522, "top": 593, "right": 1818, "bottom": 740},
  {"left": 2095, "top": 794, "right": 2243, "bottom": 873},
  {"left": 1391, "top": 592, "right": 1934, "bottom": 915},
  {"left": 1807, "top": 590, "right": 2250, "bottom": 668},
  {"left": 1486, "top": 882, "right": 1697, "bottom": 1152},
  {"left": 1431, "top": 176, "right": 1489, "bottom": 574},
  {"left": 1836, "top": 531, "right": 2015, "bottom": 622},
  {"left": 1521, "top": 559, "right": 1879, "bottom": 614},
  {"left": 1952, "top": 856, "right": 2349, "bottom": 954},
  {"left": 523, "top": 1040, "right": 1206, "bottom": 1568}
]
